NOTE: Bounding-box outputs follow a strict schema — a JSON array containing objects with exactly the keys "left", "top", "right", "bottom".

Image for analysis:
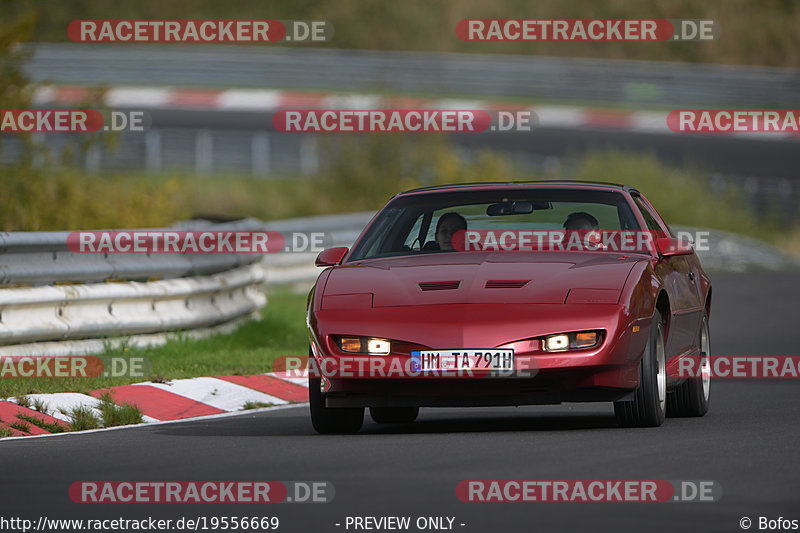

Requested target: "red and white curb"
[
  {"left": 0, "top": 372, "right": 308, "bottom": 439},
  {"left": 32, "top": 85, "right": 798, "bottom": 141}
]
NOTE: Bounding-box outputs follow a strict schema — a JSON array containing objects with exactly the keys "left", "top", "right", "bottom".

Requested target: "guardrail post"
[
  {"left": 251, "top": 132, "right": 271, "bottom": 176},
  {"left": 300, "top": 135, "right": 318, "bottom": 176},
  {"left": 32, "top": 133, "right": 45, "bottom": 168},
  {"left": 195, "top": 130, "right": 213, "bottom": 176},
  {"left": 744, "top": 177, "right": 760, "bottom": 214},
  {"left": 84, "top": 144, "right": 101, "bottom": 174},
  {"left": 778, "top": 178, "right": 795, "bottom": 226},
  {"left": 145, "top": 130, "right": 162, "bottom": 173}
]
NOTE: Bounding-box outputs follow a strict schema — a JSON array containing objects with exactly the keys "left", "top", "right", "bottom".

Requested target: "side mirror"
[
  {"left": 655, "top": 237, "right": 693, "bottom": 257},
  {"left": 315, "top": 246, "right": 349, "bottom": 266}
]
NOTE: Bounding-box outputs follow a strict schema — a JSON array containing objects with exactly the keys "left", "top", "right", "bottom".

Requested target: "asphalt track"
[
  {"left": 144, "top": 108, "right": 800, "bottom": 179},
  {"left": 1, "top": 271, "right": 799, "bottom": 533}
]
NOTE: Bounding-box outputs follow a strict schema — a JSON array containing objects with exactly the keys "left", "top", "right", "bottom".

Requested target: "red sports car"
[{"left": 307, "top": 181, "right": 711, "bottom": 433}]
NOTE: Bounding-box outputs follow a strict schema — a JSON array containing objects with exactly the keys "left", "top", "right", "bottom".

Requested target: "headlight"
[
  {"left": 335, "top": 336, "right": 391, "bottom": 355},
  {"left": 543, "top": 331, "right": 600, "bottom": 352},
  {"left": 366, "top": 338, "right": 391, "bottom": 354},
  {"left": 545, "top": 334, "right": 569, "bottom": 351}
]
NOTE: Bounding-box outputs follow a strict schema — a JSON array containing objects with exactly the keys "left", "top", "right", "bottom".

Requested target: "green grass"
[
  {"left": 15, "top": 395, "right": 31, "bottom": 409},
  {"left": 16, "top": 413, "right": 66, "bottom": 434},
  {"left": 8, "top": 420, "right": 30, "bottom": 433},
  {"left": 241, "top": 401, "right": 276, "bottom": 410},
  {"left": 96, "top": 393, "right": 144, "bottom": 427},
  {"left": 32, "top": 398, "right": 50, "bottom": 414},
  {"left": 65, "top": 406, "right": 101, "bottom": 431},
  {"left": 0, "top": 167, "right": 189, "bottom": 232},
  {"left": 0, "top": 291, "right": 309, "bottom": 399},
  {"left": 5, "top": 398, "right": 143, "bottom": 435}
]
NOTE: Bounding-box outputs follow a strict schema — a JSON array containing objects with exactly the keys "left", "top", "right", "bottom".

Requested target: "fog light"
[
  {"left": 339, "top": 337, "right": 362, "bottom": 352},
  {"left": 366, "top": 338, "right": 391, "bottom": 355},
  {"left": 545, "top": 334, "right": 569, "bottom": 352},
  {"left": 572, "top": 332, "right": 598, "bottom": 349}
]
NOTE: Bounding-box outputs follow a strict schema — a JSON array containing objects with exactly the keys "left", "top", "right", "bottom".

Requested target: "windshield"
[{"left": 348, "top": 187, "right": 640, "bottom": 261}]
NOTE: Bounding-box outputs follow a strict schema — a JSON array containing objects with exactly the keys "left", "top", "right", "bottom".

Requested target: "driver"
[
  {"left": 425, "top": 212, "right": 467, "bottom": 251},
  {"left": 563, "top": 211, "right": 603, "bottom": 250}
]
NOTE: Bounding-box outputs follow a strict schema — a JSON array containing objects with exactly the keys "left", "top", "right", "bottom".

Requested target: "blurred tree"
[
  {"left": 10, "top": 0, "right": 799, "bottom": 66},
  {"left": 0, "top": 7, "right": 38, "bottom": 165},
  {"left": 0, "top": 6, "right": 188, "bottom": 230}
]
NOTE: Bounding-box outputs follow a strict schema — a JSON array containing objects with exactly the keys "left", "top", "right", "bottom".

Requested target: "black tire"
[
  {"left": 309, "top": 374, "right": 364, "bottom": 434},
  {"left": 369, "top": 406, "right": 419, "bottom": 424},
  {"left": 614, "top": 310, "right": 667, "bottom": 427},
  {"left": 667, "top": 314, "right": 711, "bottom": 417}
]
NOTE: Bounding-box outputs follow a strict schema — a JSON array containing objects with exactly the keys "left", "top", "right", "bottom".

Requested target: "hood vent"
[
  {"left": 485, "top": 279, "right": 530, "bottom": 289},
  {"left": 419, "top": 280, "right": 461, "bottom": 291}
]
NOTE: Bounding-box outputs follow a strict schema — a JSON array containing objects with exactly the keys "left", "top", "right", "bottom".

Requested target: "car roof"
[{"left": 398, "top": 180, "right": 640, "bottom": 197}]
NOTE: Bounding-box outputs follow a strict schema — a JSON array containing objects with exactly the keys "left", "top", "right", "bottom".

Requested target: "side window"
[
  {"left": 639, "top": 195, "right": 676, "bottom": 237},
  {"left": 632, "top": 196, "right": 663, "bottom": 232},
  {"left": 354, "top": 209, "right": 399, "bottom": 258},
  {"left": 403, "top": 214, "right": 424, "bottom": 249}
]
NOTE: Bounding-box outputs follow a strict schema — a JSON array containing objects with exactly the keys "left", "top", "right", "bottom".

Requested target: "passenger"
[
  {"left": 563, "top": 211, "right": 602, "bottom": 250},
  {"left": 563, "top": 211, "right": 599, "bottom": 231}
]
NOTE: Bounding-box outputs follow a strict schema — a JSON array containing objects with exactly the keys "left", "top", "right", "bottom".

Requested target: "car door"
[{"left": 633, "top": 193, "right": 703, "bottom": 358}]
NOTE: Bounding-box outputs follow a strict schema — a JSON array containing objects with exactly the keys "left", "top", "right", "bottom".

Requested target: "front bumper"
[{"left": 310, "top": 303, "right": 651, "bottom": 407}]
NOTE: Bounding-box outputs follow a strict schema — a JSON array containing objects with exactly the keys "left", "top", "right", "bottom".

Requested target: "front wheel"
[
  {"left": 309, "top": 375, "right": 364, "bottom": 434},
  {"left": 614, "top": 310, "right": 667, "bottom": 427}
]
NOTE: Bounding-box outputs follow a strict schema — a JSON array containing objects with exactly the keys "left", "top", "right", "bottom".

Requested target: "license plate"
[{"left": 411, "top": 349, "right": 514, "bottom": 372}]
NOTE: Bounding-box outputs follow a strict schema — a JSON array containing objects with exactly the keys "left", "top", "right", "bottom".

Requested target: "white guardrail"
[{"left": 0, "top": 219, "right": 270, "bottom": 356}]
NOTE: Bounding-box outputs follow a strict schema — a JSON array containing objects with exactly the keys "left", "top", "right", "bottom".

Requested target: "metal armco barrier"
[
  {"left": 261, "top": 212, "right": 372, "bottom": 287},
  {"left": 0, "top": 218, "right": 267, "bottom": 285},
  {"left": 22, "top": 44, "right": 800, "bottom": 108},
  {"left": 0, "top": 264, "right": 265, "bottom": 345},
  {"left": 0, "top": 219, "right": 269, "bottom": 351}
]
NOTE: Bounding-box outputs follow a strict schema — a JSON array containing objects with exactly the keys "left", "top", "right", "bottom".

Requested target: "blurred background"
[{"left": 1, "top": 0, "right": 799, "bottom": 255}]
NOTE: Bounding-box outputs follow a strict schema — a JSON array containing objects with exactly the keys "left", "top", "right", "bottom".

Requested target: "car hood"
[{"left": 323, "top": 252, "right": 642, "bottom": 307}]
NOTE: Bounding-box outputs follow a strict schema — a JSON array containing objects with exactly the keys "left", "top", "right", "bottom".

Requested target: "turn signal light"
[
  {"left": 336, "top": 336, "right": 392, "bottom": 355},
  {"left": 573, "top": 332, "right": 598, "bottom": 348},
  {"left": 339, "top": 337, "right": 362, "bottom": 352}
]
